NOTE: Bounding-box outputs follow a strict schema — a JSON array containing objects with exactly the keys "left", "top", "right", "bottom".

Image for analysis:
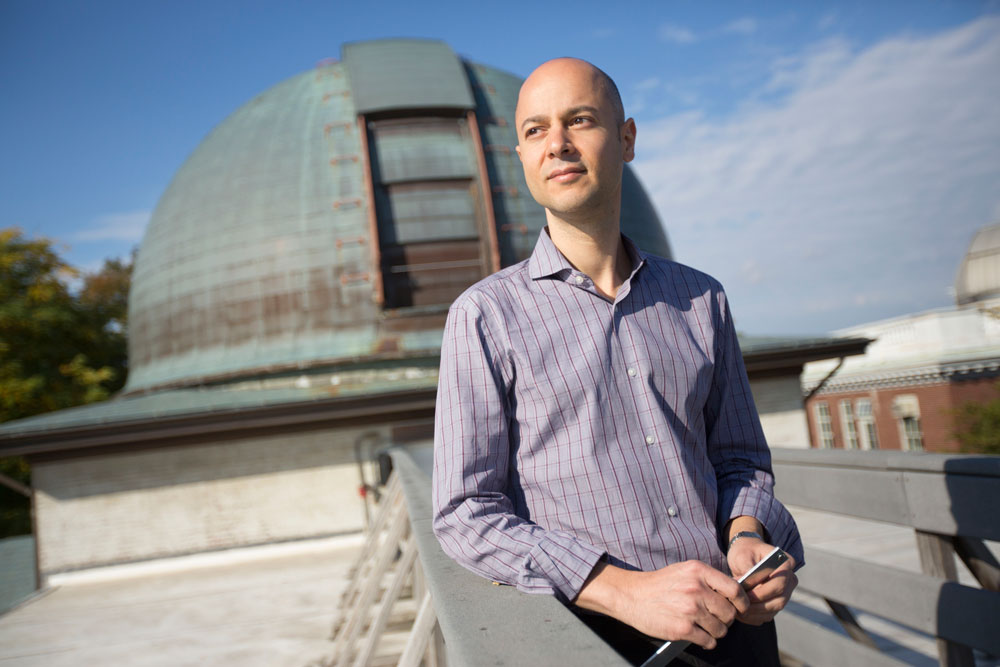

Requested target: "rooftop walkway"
[
  {"left": 0, "top": 536, "right": 361, "bottom": 667},
  {"left": 1, "top": 446, "right": 998, "bottom": 666}
]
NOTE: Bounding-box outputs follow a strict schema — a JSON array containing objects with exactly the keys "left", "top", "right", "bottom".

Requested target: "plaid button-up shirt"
[{"left": 432, "top": 229, "right": 803, "bottom": 602}]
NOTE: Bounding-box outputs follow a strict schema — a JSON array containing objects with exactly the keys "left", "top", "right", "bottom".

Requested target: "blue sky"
[{"left": 2, "top": 0, "right": 998, "bottom": 334}]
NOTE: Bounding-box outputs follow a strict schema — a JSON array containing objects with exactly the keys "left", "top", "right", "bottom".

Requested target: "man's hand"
[
  {"left": 574, "top": 560, "right": 750, "bottom": 650},
  {"left": 726, "top": 536, "right": 798, "bottom": 625}
]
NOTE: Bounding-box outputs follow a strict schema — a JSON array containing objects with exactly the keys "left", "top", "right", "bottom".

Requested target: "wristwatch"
[{"left": 727, "top": 530, "right": 763, "bottom": 552}]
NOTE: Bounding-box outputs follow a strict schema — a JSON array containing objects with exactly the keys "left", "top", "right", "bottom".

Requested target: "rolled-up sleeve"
[
  {"left": 432, "top": 296, "right": 606, "bottom": 602},
  {"left": 704, "top": 291, "right": 805, "bottom": 569}
]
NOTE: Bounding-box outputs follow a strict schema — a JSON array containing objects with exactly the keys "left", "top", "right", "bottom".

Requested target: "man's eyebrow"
[
  {"left": 519, "top": 115, "right": 548, "bottom": 131},
  {"left": 564, "top": 105, "right": 601, "bottom": 118},
  {"left": 519, "top": 106, "right": 604, "bottom": 131}
]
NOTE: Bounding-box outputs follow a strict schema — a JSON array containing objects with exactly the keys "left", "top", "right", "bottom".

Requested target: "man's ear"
[
  {"left": 515, "top": 144, "right": 522, "bottom": 162},
  {"left": 621, "top": 118, "right": 636, "bottom": 163}
]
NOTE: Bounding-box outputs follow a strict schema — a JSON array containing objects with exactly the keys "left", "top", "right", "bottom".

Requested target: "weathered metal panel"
[
  {"left": 463, "top": 61, "right": 546, "bottom": 266},
  {"left": 375, "top": 181, "right": 479, "bottom": 245},
  {"left": 369, "top": 117, "right": 476, "bottom": 184},
  {"left": 127, "top": 64, "right": 384, "bottom": 392},
  {"left": 381, "top": 240, "right": 483, "bottom": 308},
  {"left": 343, "top": 39, "right": 475, "bottom": 114}
]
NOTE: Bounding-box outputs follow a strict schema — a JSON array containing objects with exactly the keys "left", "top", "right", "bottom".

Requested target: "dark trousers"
[{"left": 577, "top": 613, "right": 781, "bottom": 667}]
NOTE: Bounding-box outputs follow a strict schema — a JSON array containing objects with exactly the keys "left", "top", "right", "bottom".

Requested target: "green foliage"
[
  {"left": 0, "top": 456, "right": 31, "bottom": 538},
  {"left": 0, "top": 228, "right": 131, "bottom": 422},
  {"left": 953, "top": 384, "right": 1000, "bottom": 455},
  {"left": 0, "top": 228, "right": 134, "bottom": 536}
]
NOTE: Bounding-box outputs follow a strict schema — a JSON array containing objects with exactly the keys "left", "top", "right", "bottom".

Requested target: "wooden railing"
[
  {"left": 331, "top": 445, "right": 999, "bottom": 666},
  {"left": 771, "top": 448, "right": 1000, "bottom": 667}
]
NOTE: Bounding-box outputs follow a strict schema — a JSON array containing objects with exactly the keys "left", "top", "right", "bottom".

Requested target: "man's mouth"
[{"left": 548, "top": 167, "right": 586, "bottom": 181}]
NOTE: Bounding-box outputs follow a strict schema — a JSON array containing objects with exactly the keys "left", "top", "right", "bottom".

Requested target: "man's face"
[{"left": 514, "top": 59, "right": 635, "bottom": 222}]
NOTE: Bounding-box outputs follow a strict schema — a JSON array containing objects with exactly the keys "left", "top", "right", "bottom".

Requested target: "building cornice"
[
  {"left": 803, "top": 358, "right": 1000, "bottom": 395},
  {"left": 0, "top": 387, "right": 437, "bottom": 460}
]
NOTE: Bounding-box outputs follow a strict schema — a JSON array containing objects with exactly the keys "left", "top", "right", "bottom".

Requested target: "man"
[{"left": 432, "top": 57, "right": 802, "bottom": 666}]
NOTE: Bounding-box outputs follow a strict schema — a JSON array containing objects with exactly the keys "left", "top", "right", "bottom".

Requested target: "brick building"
[{"left": 802, "top": 223, "right": 1000, "bottom": 452}]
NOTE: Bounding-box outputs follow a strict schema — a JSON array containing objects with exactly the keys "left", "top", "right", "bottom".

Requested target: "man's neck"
[{"left": 546, "top": 217, "right": 631, "bottom": 300}]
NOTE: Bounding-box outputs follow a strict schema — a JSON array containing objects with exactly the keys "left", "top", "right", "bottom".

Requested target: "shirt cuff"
[
  {"left": 721, "top": 486, "right": 805, "bottom": 570},
  {"left": 521, "top": 530, "right": 608, "bottom": 603}
]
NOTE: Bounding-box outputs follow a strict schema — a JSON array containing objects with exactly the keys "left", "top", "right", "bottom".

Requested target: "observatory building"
[
  {"left": 0, "top": 39, "right": 671, "bottom": 580},
  {"left": 0, "top": 39, "right": 865, "bottom": 583}
]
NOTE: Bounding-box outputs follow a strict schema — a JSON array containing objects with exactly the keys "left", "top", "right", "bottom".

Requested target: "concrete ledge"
[
  {"left": 771, "top": 447, "right": 1000, "bottom": 476},
  {"left": 389, "top": 445, "right": 630, "bottom": 667}
]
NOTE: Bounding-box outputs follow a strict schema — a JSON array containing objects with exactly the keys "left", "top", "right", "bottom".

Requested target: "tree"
[
  {"left": 0, "top": 228, "right": 134, "bottom": 536},
  {"left": 0, "top": 228, "right": 131, "bottom": 422},
  {"left": 0, "top": 456, "right": 31, "bottom": 538},
  {"left": 953, "top": 383, "right": 1000, "bottom": 455},
  {"left": 77, "top": 248, "right": 134, "bottom": 396}
]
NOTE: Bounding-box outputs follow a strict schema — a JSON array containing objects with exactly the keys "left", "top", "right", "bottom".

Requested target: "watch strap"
[{"left": 727, "top": 530, "right": 763, "bottom": 552}]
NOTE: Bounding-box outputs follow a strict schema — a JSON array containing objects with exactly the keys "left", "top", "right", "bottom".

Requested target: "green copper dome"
[{"left": 126, "top": 39, "right": 672, "bottom": 393}]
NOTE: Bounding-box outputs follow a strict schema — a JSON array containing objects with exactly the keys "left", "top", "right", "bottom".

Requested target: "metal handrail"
[
  {"left": 388, "top": 446, "right": 630, "bottom": 667},
  {"left": 387, "top": 445, "right": 1000, "bottom": 667}
]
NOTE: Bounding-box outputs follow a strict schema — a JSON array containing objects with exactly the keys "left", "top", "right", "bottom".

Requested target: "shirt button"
[
  {"left": 574, "top": 275, "right": 585, "bottom": 284},
  {"left": 645, "top": 434, "right": 655, "bottom": 445},
  {"left": 667, "top": 505, "right": 678, "bottom": 517},
  {"left": 627, "top": 367, "right": 637, "bottom": 377}
]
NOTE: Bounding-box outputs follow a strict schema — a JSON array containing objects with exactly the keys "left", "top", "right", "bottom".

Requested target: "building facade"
[{"left": 803, "top": 223, "right": 1000, "bottom": 452}]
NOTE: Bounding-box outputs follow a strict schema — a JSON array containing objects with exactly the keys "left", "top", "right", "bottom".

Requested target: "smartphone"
[
  {"left": 736, "top": 546, "right": 788, "bottom": 590},
  {"left": 638, "top": 547, "right": 790, "bottom": 667}
]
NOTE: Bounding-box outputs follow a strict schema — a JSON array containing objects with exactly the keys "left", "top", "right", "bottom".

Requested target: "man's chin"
[{"left": 544, "top": 195, "right": 597, "bottom": 219}]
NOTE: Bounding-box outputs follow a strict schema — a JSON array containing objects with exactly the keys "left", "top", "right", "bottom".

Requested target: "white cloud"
[
  {"left": 723, "top": 18, "right": 758, "bottom": 36},
  {"left": 817, "top": 11, "right": 838, "bottom": 32},
  {"left": 635, "top": 76, "right": 662, "bottom": 91},
  {"left": 659, "top": 22, "right": 697, "bottom": 45},
  {"left": 76, "top": 210, "right": 150, "bottom": 242},
  {"left": 633, "top": 17, "right": 1000, "bottom": 334}
]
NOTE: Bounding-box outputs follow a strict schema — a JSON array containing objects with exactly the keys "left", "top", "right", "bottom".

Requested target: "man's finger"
[
  {"left": 684, "top": 624, "right": 720, "bottom": 652},
  {"left": 746, "top": 570, "right": 797, "bottom": 603},
  {"left": 739, "top": 593, "right": 793, "bottom": 625},
  {"left": 703, "top": 588, "right": 739, "bottom": 628},
  {"left": 695, "top": 605, "right": 731, "bottom": 641},
  {"left": 703, "top": 566, "right": 749, "bottom": 612}
]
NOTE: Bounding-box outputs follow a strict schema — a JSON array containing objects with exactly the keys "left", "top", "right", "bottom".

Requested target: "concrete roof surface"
[
  {"left": 2, "top": 509, "right": 997, "bottom": 666},
  {"left": 0, "top": 536, "right": 361, "bottom": 667}
]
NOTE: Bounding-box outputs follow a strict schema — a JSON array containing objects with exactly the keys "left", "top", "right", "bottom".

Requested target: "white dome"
[{"left": 956, "top": 222, "right": 1000, "bottom": 307}]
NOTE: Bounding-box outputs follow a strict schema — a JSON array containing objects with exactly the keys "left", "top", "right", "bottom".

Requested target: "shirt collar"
[{"left": 527, "top": 226, "right": 647, "bottom": 281}]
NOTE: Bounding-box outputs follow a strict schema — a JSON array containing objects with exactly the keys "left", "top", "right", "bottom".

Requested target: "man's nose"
[{"left": 547, "top": 126, "right": 573, "bottom": 157}]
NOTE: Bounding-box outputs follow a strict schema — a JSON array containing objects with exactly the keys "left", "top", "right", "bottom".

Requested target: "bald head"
[
  {"left": 517, "top": 58, "right": 625, "bottom": 126},
  {"left": 512, "top": 56, "right": 636, "bottom": 226}
]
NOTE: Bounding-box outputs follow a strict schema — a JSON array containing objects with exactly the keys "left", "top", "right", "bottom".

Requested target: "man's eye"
[
  {"left": 525, "top": 127, "right": 541, "bottom": 137},
  {"left": 572, "top": 117, "right": 591, "bottom": 125}
]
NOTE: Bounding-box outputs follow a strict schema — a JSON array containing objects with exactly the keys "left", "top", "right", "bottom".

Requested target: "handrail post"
[{"left": 914, "top": 530, "right": 975, "bottom": 667}]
